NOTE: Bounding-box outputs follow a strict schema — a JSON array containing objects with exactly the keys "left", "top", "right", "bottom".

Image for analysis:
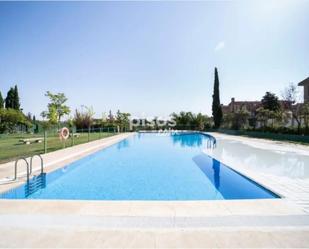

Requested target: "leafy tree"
[
  {"left": 99, "top": 112, "right": 108, "bottom": 126},
  {"left": 276, "top": 109, "right": 290, "bottom": 127},
  {"left": 261, "top": 92, "right": 280, "bottom": 111},
  {"left": 268, "top": 110, "right": 283, "bottom": 128},
  {"left": 171, "top": 112, "right": 194, "bottom": 129},
  {"left": 222, "top": 113, "right": 234, "bottom": 129},
  {"left": 281, "top": 83, "right": 299, "bottom": 104},
  {"left": 301, "top": 103, "right": 309, "bottom": 129},
  {"left": 0, "top": 108, "right": 31, "bottom": 133},
  {"left": 281, "top": 83, "right": 302, "bottom": 133},
  {"left": 170, "top": 112, "right": 210, "bottom": 130},
  {"left": 212, "top": 67, "right": 222, "bottom": 128},
  {"left": 255, "top": 107, "right": 284, "bottom": 129},
  {"left": 73, "top": 106, "right": 95, "bottom": 129},
  {"left": 116, "top": 110, "right": 131, "bottom": 131},
  {"left": 41, "top": 91, "right": 70, "bottom": 124},
  {"left": 290, "top": 105, "right": 303, "bottom": 133},
  {"left": 256, "top": 107, "right": 270, "bottom": 129},
  {"left": 0, "top": 91, "right": 4, "bottom": 109},
  {"left": 195, "top": 113, "right": 208, "bottom": 131},
  {"left": 231, "top": 107, "right": 250, "bottom": 130},
  {"left": 41, "top": 105, "right": 58, "bottom": 125}
]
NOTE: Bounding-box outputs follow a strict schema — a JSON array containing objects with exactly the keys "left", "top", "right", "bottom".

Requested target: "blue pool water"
[{"left": 0, "top": 133, "right": 279, "bottom": 200}]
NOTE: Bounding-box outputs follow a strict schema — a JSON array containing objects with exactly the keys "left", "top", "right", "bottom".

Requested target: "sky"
[{"left": 0, "top": 1, "right": 308, "bottom": 119}]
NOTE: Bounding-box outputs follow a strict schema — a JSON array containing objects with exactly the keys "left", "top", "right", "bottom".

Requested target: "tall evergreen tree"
[
  {"left": 5, "top": 87, "right": 14, "bottom": 109},
  {"left": 212, "top": 67, "right": 223, "bottom": 128},
  {"left": 13, "top": 85, "right": 20, "bottom": 110},
  {"left": 0, "top": 91, "right": 4, "bottom": 108},
  {"left": 5, "top": 85, "right": 20, "bottom": 110}
]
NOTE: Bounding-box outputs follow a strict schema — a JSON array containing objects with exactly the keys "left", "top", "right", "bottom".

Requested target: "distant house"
[
  {"left": 221, "top": 97, "right": 291, "bottom": 116},
  {"left": 221, "top": 77, "right": 309, "bottom": 128},
  {"left": 298, "top": 77, "right": 309, "bottom": 103},
  {"left": 221, "top": 98, "right": 294, "bottom": 128},
  {"left": 221, "top": 98, "right": 261, "bottom": 115}
]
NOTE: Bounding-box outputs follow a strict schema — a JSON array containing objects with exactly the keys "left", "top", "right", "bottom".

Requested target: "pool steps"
[{"left": 1, "top": 154, "right": 44, "bottom": 184}]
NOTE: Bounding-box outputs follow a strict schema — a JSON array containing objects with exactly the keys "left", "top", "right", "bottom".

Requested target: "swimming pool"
[{"left": 0, "top": 133, "right": 279, "bottom": 200}]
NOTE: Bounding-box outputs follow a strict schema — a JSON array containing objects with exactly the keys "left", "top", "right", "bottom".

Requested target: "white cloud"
[{"left": 214, "top": 41, "right": 225, "bottom": 52}]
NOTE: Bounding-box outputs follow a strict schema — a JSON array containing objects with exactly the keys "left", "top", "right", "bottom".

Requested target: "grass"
[{"left": 0, "top": 132, "right": 116, "bottom": 164}]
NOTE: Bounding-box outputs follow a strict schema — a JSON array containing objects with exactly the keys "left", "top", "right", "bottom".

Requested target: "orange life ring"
[{"left": 59, "top": 127, "right": 70, "bottom": 140}]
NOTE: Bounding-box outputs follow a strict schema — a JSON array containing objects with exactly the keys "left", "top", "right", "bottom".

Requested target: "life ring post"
[{"left": 59, "top": 127, "right": 70, "bottom": 141}]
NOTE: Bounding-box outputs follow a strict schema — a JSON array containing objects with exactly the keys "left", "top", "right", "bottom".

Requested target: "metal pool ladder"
[
  {"left": 29, "top": 154, "right": 44, "bottom": 175},
  {"left": 206, "top": 136, "right": 217, "bottom": 149},
  {"left": 14, "top": 157, "right": 30, "bottom": 182},
  {"left": 13, "top": 154, "right": 44, "bottom": 182}
]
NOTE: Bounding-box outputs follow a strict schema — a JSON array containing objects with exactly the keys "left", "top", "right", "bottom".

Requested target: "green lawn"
[{"left": 0, "top": 132, "right": 116, "bottom": 164}]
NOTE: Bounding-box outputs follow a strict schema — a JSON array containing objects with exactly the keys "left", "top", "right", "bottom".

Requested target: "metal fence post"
[
  {"left": 71, "top": 128, "right": 74, "bottom": 146},
  {"left": 88, "top": 127, "right": 90, "bottom": 142},
  {"left": 44, "top": 130, "right": 47, "bottom": 154},
  {"left": 99, "top": 127, "right": 102, "bottom": 138}
]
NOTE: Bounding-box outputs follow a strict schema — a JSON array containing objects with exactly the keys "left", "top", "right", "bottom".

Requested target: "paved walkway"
[{"left": 0, "top": 199, "right": 308, "bottom": 248}]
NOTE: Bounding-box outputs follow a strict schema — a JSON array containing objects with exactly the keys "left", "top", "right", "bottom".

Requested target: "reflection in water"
[
  {"left": 192, "top": 153, "right": 278, "bottom": 199},
  {"left": 117, "top": 139, "right": 129, "bottom": 150},
  {"left": 193, "top": 154, "right": 221, "bottom": 191},
  {"left": 206, "top": 139, "right": 309, "bottom": 179},
  {"left": 171, "top": 133, "right": 204, "bottom": 148},
  {"left": 212, "top": 159, "right": 220, "bottom": 189}
]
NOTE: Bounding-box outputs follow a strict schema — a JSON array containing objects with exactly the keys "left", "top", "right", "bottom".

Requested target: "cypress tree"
[
  {"left": 13, "top": 85, "right": 20, "bottom": 110},
  {"left": 0, "top": 91, "right": 4, "bottom": 108},
  {"left": 5, "top": 87, "right": 14, "bottom": 109},
  {"left": 5, "top": 85, "right": 20, "bottom": 110},
  {"left": 212, "top": 67, "right": 223, "bottom": 128}
]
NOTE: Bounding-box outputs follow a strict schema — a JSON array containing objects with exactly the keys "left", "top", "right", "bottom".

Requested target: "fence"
[
  {"left": 216, "top": 129, "right": 309, "bottom": 144},
  {"left": 0, "top": 127, "right": 119, "bottom": 164},
  {"left": 132, "top": 125, "right": 206, "bottom": 131}
]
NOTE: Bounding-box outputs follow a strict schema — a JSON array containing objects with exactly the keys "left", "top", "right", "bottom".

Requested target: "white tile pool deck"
[
  {"left": 0, "top": 132, "right": 309, "bottom": 248},
  {"left": 206, "top": 132, "right": 309, "bottom": 213}
]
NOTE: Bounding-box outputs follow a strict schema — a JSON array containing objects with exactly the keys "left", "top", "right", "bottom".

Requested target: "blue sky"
[{"left": 0, "top": 1, "right": 308, "bottom": 119}]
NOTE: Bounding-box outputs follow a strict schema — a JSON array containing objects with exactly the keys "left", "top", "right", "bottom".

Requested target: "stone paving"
[{"left": 0, "top": 199, "right": 308, "bottom": 248}]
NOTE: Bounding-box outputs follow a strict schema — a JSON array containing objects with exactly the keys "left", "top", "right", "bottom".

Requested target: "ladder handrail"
[
  {"left": 206, "top": 136, "right": 216, "bottom": 149},
  {"left": 29, "top": 154, "right": 44, "bottom": 175},
  {"left": 14, "top": 158, "right": 29, "bottom": 182}
]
